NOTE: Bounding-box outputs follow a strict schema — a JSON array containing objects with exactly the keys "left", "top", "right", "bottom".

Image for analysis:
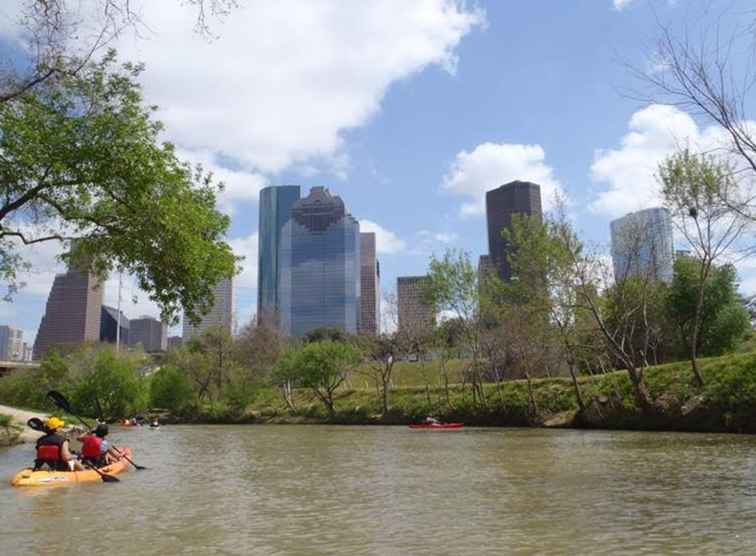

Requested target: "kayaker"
[
  {"left": 34, "top": 417, "right": 84, "bottom": 472},
  {"left": 424, "top": 416, "right": 440, "bottom": 425},
  {"left": 78, "top": 424, "right": 117, "bottom": 468}
]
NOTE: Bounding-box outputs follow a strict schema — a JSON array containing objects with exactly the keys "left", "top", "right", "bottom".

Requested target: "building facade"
[
  {"left": 167, "top": 335, "right": 182, "bottom": 350},
  {"left": 257, "top": 185, "right": 301, "bottom": 322},
  {"left": 182, "top": 277, "right": 234, "bottom": 340},
  {"left": 278, "top": 186, "right": 361, "bottom": 337},
  {"left": 397, "top": 276, "right": 435, "bottom": 334},
  {"left": 34, "top": 269, "right": 103, "bottom": 359},
  {"left": 485, "top": 180, "right": 543, "bottom": 281},
  {"left": 100, "top": 306, "right": 130, "bottom": 345},
  {"left": 0, "top": 326, "right": 24, "bottom": 361},
  {"left": 130, "top": 316, "right": 167, "bottom": 352},
  {"left": 359, "top": 232, "right": 380, "bottom": 336},
  {"left": 610, "top": 207, "right": 674, "bottom": 283}
]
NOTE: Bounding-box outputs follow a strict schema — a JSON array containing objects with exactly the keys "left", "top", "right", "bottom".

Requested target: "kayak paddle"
[
  {"left": 26, "top": 416, "right": 119, "bottom": 483},
  {"left": 46, "top": 390, "right": 147, "bottom": 471}
]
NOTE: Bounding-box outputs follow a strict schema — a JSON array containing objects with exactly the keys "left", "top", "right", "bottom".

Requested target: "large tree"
[{"left": 0, "top": 51, "right": 238, "bottom": 322}]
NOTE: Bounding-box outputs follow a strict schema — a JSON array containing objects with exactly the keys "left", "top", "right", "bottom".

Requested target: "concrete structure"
[
  {"left": 34, "top": 269, "right": 103, "bottom": 359},
  {"left": 397, "top": 276, "right": 435, "bottom": 334},
  {"left": 611, "top": 207, "right": 674, "bottom": 283},
  {"left": 182, "top": 278, "right": 234, "bottom": 340},
  {"left": 485, "top": 180, "right": 543, "bottom": 281},
  {"left": 0, "top": 326, "right": 24, "bottom": 361},
  {"left": 130, "top": 316, "right": 167, "bottom": 352},
  {"left": 100, "top": 306, "right": 129, "bottom": 345},
  {"left": 278, "top": 186, "right": 361, "bottom": 337},
  {"left": 167, "top": 335, "right": 182, "bottom": 350},
  {"left": 257, "top": 185, "right": 301, "bottom": 323},
  {"left": 359, "top": 232, "right": 380, "bottom": 336}
]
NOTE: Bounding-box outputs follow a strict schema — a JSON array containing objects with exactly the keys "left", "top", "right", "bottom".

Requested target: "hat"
[{"left": 45, "top": 416, "right": 65, "bottom": 430}]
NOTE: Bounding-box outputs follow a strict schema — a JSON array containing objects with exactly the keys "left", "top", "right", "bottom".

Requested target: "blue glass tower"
[
  {"left": 257, "top": 185, "right": 301, "bottom": 321},
  {"left": 278, "top": 187, "right": 361, "bottom": 336},
  {"left": 610, "top": 207, "right": 674, "bottom": 283}
]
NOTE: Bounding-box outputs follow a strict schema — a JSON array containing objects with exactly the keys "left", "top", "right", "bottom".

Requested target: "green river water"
[{"left": 2, "top": 425, "right": 756, "bottom": 555}]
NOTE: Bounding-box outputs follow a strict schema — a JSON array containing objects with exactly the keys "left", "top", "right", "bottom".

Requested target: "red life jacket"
[
  {"left": 81, "top": 435, "right": 103, "bottom": 458},
  {"left": 36, "top": 433, "right": 65, "bottom": 463}
]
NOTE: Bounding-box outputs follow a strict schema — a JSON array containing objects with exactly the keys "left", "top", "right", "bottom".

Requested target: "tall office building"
[
  {"left": 130, "top": 316, "right": 167, "bottom": 352},
  {"left": 182, "top": 277, "right": 234, "bottom": 340},
  {"left": 278, "top": 186, "right": 361, "bottom": 337},
  {"left": 257, "top": 185, "right": 301, "bottom": 322},
  {"left": 397, "top": 276, "right": 435, "bottom": 334},
  {"left": 485, "top": 180, "right": 543, "bottom": 281},
  {"left": 100, "top": 306, "right": 130, "bottom": 345},
  {"left": 34, "top": 268, "right": 103, "bottom": 359},
  {"left": 0, "top": 326, "right": 24, "bottom": 360},
  {"left": 358, "top": 232, "right": 380, "bottom": 336},
  {"left": 611, "top": 207, "right": 674, "bottom": 283}
]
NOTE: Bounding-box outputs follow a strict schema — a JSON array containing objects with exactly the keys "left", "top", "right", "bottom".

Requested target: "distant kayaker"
[
  {"left": 424, "top": 416, "right": 440, "bottom": 425},
  {"left": 78, "top": 424, "right": 117, "bottom": 468},
  {"left": 34, "top": 417, "right": 84, "bottom": 472}
]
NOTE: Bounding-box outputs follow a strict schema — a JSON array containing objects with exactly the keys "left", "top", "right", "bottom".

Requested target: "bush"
[{"left": 150, "top": 366, "right": 194, "bottom": 413}]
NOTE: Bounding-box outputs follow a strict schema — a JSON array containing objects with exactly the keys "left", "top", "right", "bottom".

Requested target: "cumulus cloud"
[
  {"left": 613, "top": 0, "right": 635, "bottom": 10},
  {"left": 228, "top": 232, "right": 259, "bottom": 290},
  {"left": 359, "top": 220, "right": 406, "bottom": 254},
  {"left": 589, "top": 104, "right": 738, "bottom": 218},
  {"left": 441, "top": 142, "right": 564, "bottom": 217}
]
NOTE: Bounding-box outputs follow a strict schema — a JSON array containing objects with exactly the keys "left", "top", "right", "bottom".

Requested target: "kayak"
[
  {"left": 408, "top": 423, "right": 464, "bottom": 429},
  {"left": 10, "top": 448, "right": 133, "bottom": 487}
]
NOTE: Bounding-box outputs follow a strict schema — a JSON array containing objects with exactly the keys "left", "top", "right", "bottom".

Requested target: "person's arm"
[{"left": 60, "top": 440, "right": 73, "bottom": 462}]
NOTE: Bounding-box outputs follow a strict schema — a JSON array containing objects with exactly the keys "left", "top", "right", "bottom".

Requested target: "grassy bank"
[
  {"left": 171, "top": 352, "right": 756, "bottom": 433},
  {"left": 0, "top": 414, "right": 22, "bottom": 447}
]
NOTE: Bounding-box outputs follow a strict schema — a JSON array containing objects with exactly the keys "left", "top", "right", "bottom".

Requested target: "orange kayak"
[{"left": 10, "top": 448, "right": 133, "bottom": 487}]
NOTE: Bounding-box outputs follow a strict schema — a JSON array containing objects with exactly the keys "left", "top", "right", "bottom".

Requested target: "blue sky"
[{"left": 1, "top": 0, "right": 755, "bottom": 343}]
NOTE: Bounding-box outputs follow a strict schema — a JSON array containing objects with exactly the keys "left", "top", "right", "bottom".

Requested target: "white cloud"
[
  {"left": 589, "top": 104, "right": 737, "bottom": 218},
  {"left": 228, "top": 232, "right": 259, "bottom": 290},
  {"left": 613, "top": 0, "right": 635, "bottom": 10},
  {"left": 359, "top": 220, "right": 406, "bottom": 254},
  {"left": 441, "top": 142, "right": 564, "bottom": 217}
]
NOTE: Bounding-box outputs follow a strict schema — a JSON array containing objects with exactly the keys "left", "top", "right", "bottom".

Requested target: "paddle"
[
  {"left": 26, "top": 417, "right": 119, "bottom": 483},
  {"left": 46, "top": 390, "right": 147, "bottom": 471}
]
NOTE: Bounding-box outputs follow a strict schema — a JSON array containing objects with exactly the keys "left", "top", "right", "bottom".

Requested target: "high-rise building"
[
  {"left": 359, "top": 232, "right": 380, "bottom": 336},
  {"left": 130, "top": 316, "right": 167, "bottom": 352},
  {"left": 257, "top": 185, "right": 301, "bottom": 322},
  {"left": 0, "top": 326, "right": 24, "bottom": 360},
  {"left": 167, "top": 335, "right": 182, "bottom": 350},
  {"left": 397, "top": 276, "right": 435, "bottom": 334},
  {"left": 182, "top": 277, "right": 234, "bottom": 340},
  {"left": 34, "top": 268, "right": 103, "bottom": 359},
  {"left": 100, "top": 306, "right": 129, "bottom": 345},
  {"left": 278, "top": 186, "right": 361, "bottom": 337},
  {"left": 485, "top": 180, "right": 543, "bottom": 281},
  {"left": 611, "top": 207, "right": 674, "bottom": 283}
]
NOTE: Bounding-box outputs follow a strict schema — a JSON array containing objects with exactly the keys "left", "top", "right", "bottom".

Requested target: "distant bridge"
[{"left": 0, "top": 360, "right": 40, "bottom": 376}]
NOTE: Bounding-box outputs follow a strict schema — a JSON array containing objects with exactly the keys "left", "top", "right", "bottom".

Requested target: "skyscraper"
[
  {"left": 34, "top": 268, "right": 103, "bottom": 359},
  {"left": 397, "top": 276, "right": 435, "bottom": 334},
  {"left": 257, "top": 185, "right": 301, "bottom": 322},
  {"left": 611, "top": 207, "right": 674, "bottom": 283},
  {"left": 0, "top": 326, "right": 24, "bottom": 361},
  {"left": 359, "top": 232, "right": 380, "bottom": 336},
  {"left": 130, "top": 316, "right": 168, "bottom": 352},
  {"left": 278, "top": 186, "right": 361, "bottom": 337},
  {"left": 100, "top": 306, "right": 130, "bottom": 345},
  {"left": 485, "top": 180, "right": 543, "bottom": 281},
  {"left": 182, "top": 277, "right": 234, "bottom": 340}
]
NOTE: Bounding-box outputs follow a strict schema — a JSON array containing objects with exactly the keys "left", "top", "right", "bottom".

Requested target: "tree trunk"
[
  {"left": 626, "top": 365, "right": 655, "bottom": 414},
  {"left": 567, "top": 360, "right": 585, "bottom": 413},
  {"left": 525, "top": 371, "right": 538, "bottom": 421},
  {"left": 689, "top": 264, "right": 709, "bottom": 387}
]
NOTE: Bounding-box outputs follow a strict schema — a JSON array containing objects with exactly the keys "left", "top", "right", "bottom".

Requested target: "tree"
[
  {"left": 357, "top": 333, "right": 406, "bottom": 414},
  {"left": 667, "top": 257, "right": 751, "bottom": 358},
  {"left": 659, "top": 150, "right": 750, "bottom": 384},
  {"left": 0, "top": 52, "right": 238, "bottom": 322},
  {"left": 150, "top": 366, "right": 194, "bottom": 413}
]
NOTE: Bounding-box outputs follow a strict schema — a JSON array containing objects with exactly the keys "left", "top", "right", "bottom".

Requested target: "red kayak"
[{"left": 409, "top": 423, "right": 464, "bottom": 429}]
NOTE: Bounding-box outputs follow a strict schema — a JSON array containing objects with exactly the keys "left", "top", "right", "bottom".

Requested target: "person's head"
[
  {"left": 45, "top": 416, "right": 65, "bottom": 432},
  {"left": 95, "top": 424, "right": 109, "bottom": 438}
]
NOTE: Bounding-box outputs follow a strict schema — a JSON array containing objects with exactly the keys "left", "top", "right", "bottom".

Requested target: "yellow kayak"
[{"left": 10, "top": 448, "right": 132, "bottom": 487}]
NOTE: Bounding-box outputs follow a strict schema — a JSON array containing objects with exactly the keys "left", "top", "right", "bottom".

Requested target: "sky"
[{"left": 1, "top": 0, "right": 755, "bottom": 344}]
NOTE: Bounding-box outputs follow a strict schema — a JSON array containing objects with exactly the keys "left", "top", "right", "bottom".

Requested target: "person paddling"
[
  {"left": 78, "top": 424, "right": 118, "bottom": 468},
  {"left": 35, "top": 417, "right": 83, "bottom": 472}
]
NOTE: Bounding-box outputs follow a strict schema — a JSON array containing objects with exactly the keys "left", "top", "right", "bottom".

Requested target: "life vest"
[
  {"left": 36, "top": 433, "right": 65, "bottom": 463},
  {"left": 81, "top": 435, "right": 104, "bottom": 458}
]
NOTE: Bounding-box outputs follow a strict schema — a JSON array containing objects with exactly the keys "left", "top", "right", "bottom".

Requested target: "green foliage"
[
  {"left": 667, "top": 258, "right": 750, "bottom": 357},
  {"left": 149, "top": 366, "right": 194, "bottom": 413},
  {"left": 70, "top": 350, "right": 146, "bottom": 419},
  {"left": 304, "top": 326, "right": 351, "bottom": 344},
  {"left": 0, "top": 50, "right": 238, "bottom": 323}
]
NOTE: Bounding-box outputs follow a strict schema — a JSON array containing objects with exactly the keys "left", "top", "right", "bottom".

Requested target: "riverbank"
[
  {"left": 0, "top": 405, "right": 46, "bottom": 446},
  {"left": 165, "top": 352, "right": 756, "bottom": 433}
]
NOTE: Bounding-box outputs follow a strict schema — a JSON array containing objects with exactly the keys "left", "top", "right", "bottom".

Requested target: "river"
[{"left": 2, "top": 426, "right": 756, "bottom": 555}]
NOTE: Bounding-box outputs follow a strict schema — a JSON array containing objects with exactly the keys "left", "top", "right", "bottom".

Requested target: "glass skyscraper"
[
  {"left": 611, "top": 207, "right": 674, "bottom": 283},
  {"left": 257, "top": 185, "right": 301, "bottom": 321},
  {"left": 278, "top": 186, "right": 361, "bottom": 337}
]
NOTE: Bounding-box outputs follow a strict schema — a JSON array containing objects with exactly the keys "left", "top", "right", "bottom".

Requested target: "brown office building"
[
  {"left": 130, "top": 316, "right": 168, "bottom": 352},
  {"left": 34, "top": 269, "right": 103, "bottom": 359},
  {"left": 485, "top": 180, "right": 542, "bottom": 281},
  {"left": 397, "top": 276, "right": 435, "bottom": 334},
  {"left": 359, "top": 232, "right": 380, "bottom": 336}
]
